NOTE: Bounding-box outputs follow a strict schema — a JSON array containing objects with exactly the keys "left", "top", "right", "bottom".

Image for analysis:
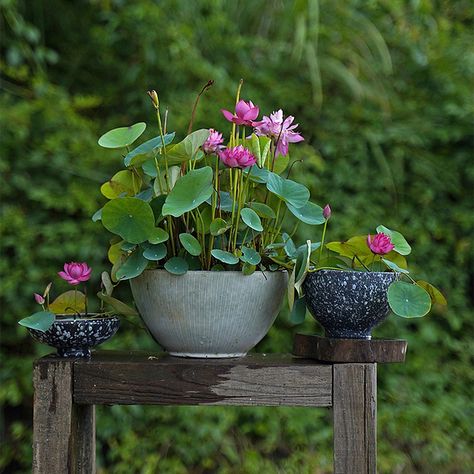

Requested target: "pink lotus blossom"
[
  {"left": 218, "top": 145, "right": 256, "bottom": 169},
  {"left": 367, "top": 233, "right": 394, "bottom": 255},
  {"left": 34, "top": 293, "right": 45, "bottom": 305},
  {"left": 254, "top": 109, "right": 304, "bottom": 156},
  {"left": 323, "top": 204, "right": 331, "bottom": 220},
  {"left": 203, "top": 129, "right": 224, "bottom": 154},
  {"left": 221, "top": 100, "right": 260, "bottom": 127},
  {"left": 58, "top": 262, "right": 92, "bottom": 286}
]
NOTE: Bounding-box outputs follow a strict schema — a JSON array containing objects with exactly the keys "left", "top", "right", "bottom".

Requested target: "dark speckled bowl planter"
[
  {"left": 27, "top": 314, "right": 120, "bottom": 358},
  {"left": 303, "top": 270, "right": 398, "bottom": 339}
]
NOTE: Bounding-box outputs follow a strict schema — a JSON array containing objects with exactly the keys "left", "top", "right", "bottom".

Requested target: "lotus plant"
[
  {"left": 18, "top": 262, "right": 137, "bottom": 332},
  {"left": 285, "top": 209, "right": 447, "bottom": 323},
  {"left": 93, "top": 81, "right": 325, "bottom": 281}
]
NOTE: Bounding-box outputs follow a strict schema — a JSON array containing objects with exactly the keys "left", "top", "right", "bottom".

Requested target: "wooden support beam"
[
  {"left": 72, "top": 351, "right": 333, "bottom": 407},
  {"left": 33, "top": 359, "right": 95, "bottom": 474},
  {"left": 333, "top": 363, "right": 377, "bottom": 474}
]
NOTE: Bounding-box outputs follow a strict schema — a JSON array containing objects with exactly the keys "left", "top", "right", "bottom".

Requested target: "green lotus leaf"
[
  {"left": 162, "top": 167, "right": 213, "bottom": 217},
  {"left": 240, "top": 246, "right": 261, "bottom": 265},
  {"left": 18, "top": 311, "right": 55, "bottom": 332},
  {"left": 165, "top": 129, "right": 209, "bottom": 164},
  {"left": 179, "top": 233, "right": 202, "bottom": 256},
  {"left": 102, "top": 197, "right": 156, "bottom": 244},
  {"left": 49, "top": 291, "right": 86, "bottom": 314},
  {"left": 240, "top": 208, "right": 263, "bottom": 232},
  {"left": 416, "top": 280, "right": 447, "bottom": 306},
  {"left": 289, "top": 296, "right": 307, "bottom": 324},
  {"left": 247, "top": 202, "right": 276, "bottom": 219},
  {"left": 115, "top": 249, "right": 149, "bottom": 280},
  {"left": 98, "top": 122, "right": 146, "bottom": 148},
  {"left": 124, "top": 133, "right": 175, "bottom": 167},
  {"left": 388, "top": 281, "right": 431, "bottom": 318},
  {"left": 164, "top": 256, "right": 189, "bottom": 275},
  {"left": 210, "top": 218, "right": 230, "bottom": 236},
  {"left": 287, "top": 201, "right": 325, "bottom": 225},
  {"left": 376, "top": 225, "right": 411, "bottom": 256},
  {"left": 211, "top": 249, "right": 239, "bottom": 265},
  {"left": 142, "top": 243, "right": 167, "bottom": 261},
  {"left": 97, "top": 292, "right": 139, "bottom": 317},
  {"left": 100, "top": 170, "right": 137, "bottom": 199},
  {"left": 266, "top": 172, "right": 310, "bottom": 209}
]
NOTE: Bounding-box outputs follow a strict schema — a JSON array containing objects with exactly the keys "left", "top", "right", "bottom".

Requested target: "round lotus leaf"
[
  {"left": 241, "top": 208, "right": 263, "bottom": 232},
  {"left": 179, "top": 233, "right": 202, "bottom": 256},
  {"left": 388, "top": 281, "right": 431, "bottom": 318},
  {"left": 102, "top": 197, "right": 155, "bottom": 244},
  {"left": 98, "top": 122, "right": 146, "bottom": 149}
]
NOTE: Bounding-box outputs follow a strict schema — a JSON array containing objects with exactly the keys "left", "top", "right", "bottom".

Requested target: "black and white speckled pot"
[
  {"left": 27, "top": 314, "right": 120, "bottom": 358},
  {"left": 303, "top": 270, "right": 398, "bottom": 339}
]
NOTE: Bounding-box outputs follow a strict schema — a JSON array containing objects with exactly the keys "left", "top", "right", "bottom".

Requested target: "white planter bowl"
[{"left": 130, "top": 270, "right": 288, "bottom": 358}]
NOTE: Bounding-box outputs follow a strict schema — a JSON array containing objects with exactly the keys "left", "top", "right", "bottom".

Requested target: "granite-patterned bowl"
[
  {"left": 303, "top": 270, "right": 398, "bottom": 339},
  {"left": 28, "top": 314, "right": 120, "bottom": 358}
]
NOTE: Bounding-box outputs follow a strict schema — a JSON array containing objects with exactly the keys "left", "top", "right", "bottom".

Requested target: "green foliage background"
[{"left": 1, "top": 0, "right": 473, "bottom": 472}]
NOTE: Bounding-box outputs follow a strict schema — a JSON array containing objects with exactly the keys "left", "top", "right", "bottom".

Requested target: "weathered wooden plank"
[
  {"left": 333, "top": 363, "right": 377, "bottom": 474},
  {"left": 293, "top": 334, "right": 407, "bottom": 363},
  {"left": 33, "top": 358, "right": 96, "bottom": 474},
  {"left": 72, "top": 352, "right": 333, "bottom": 407}
]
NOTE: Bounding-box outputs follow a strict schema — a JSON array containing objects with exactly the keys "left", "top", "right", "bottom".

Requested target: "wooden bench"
[{"left": 32, "top": 336, "right": 406, "bottom": 473}]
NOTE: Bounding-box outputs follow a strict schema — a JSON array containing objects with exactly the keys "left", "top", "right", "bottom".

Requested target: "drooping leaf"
[
  {"left": 165, "top": 129, "right": 209, "bottom": 164},
  {"left": 211, "top": 249, "right": 239, "bottom": 265},
  {"left": 240, "top": 208, "right": 263, "bottom": 232},
  {"left": 115, "top": 250, "right": 149, "bottom": 280},
  {"left": 18, "top": 311, "right": 55, "bottom": 332},
  {"left": 108, "top": 241, "right": 123, "bottom": 264},
  {"left": 101, "top": 271, "right": 114, "bottom": 296},
  {"left": 326, "top": 235, "right": 372, "bottom": 258},
  {"left": 49, "top": 291, "right": 86, "bottom": 314},
  {"left": 294, "top": 240, "right": 311, "bottom": 295},
  {"left": 164, "top": 256, "right": 189, "bottom": 275},
  {"left": 98, "top": 122, "right": 146, "bottom": 148},
  {"left": 382, "top": 258, "right": 409, "bottom": 274},
  {"left": 416, "top": 280, "right": 447, "bottom": 306},
  {"left": 102, "top": 197, "right": 156, "bottom": 244},
  {"left": 240, "top": 246, "right": 261, "bottom": 265},
  {"left": 242, "top": 262, "right": 256, "bottom": 275},
  {"left": 388, "top": 281, "right": 431, "bottom": 318},
  {"left": 210, "top": 218, "right": 230, "bottom": 236},
  {"left": 376, "top": 225, "right": 412, "bottom": 256},
  {"left": 142, "top": 243, "right": 167, "bottom": 261},
  {"left": 248, "top": 202, "right": 276, "bottom": 219},
  {"left": 97, "top": 292, "right": 138, "bottom": 317},
  {"left": 289, "top": 296, "right": 307, "bottom": 324},
  {"left": 100, "top": 170, "right": 137, "bottom": 199},
  {"left": 266, "top": 172, "right": 310, "bottom": 209},
  {"left": 287, "top": 201, "right": 325, "bottom": 225},
  {"left": 179, "top": 233, "right": 202, "bottom": 256},
  {"left": 288, "top": 267, "right": 296, "bottom": 310},
  {"left": 283, "top": 233, "right": 297, "bottom": 258},
  {"left": 92, "top": 208, "right": 102, "bottom": 222},
  {"left": 162, "top": 167, "right": 213, "bottom": 217},
  {"left": 124, "top": 133, "right": 175, "bottom": 167}
]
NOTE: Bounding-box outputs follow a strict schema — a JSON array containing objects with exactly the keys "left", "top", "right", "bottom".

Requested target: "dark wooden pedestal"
[{"left": 32, "top": 341, "right": 406, "bottom": 473}]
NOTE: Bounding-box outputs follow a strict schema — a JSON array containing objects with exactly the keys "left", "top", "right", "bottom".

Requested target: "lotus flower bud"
[
  {"left": 323, "top": 204, "right": 331, "bottom": 220},
  {"left": 34, "top": 293, "right": 45, "bottom": 305},
  {"left": 147, "top": 90, "right": 159, "bottom": 109}
]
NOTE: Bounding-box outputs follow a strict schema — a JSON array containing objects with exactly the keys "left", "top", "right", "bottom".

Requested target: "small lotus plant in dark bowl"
[
  {"left": 285, "top": 206, "right": 446, "bottom": 339},
  {"left": 19, "top": 262, "right": 137, "bottom": 357}
]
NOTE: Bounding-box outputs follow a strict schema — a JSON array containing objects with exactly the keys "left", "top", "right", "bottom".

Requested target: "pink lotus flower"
[
  {"left": 323, "top": 204, "right": 331, "bottom": 220},
  {"left": 58, "top": 262, "right": 92, "bottom": 286},
  {"left": 34, "top": 293, "right": 45, "bottom": 305},
  {"left": 218, "top": 145, "right": 256, "bottom": 169},
  {"left": 221, "top": 100, "right": 260, "bottom": 127},
  {"left": 367, "top": 233, "right": 394, "bottom": 255},
  {"left": 254, "top": 109, "right": 304, "bottom": 156},
  {"left": 203, "top": 129, "right": 224, "bottom": 154}
]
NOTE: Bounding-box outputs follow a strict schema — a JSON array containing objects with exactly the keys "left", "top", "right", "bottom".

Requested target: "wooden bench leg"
[
  {"left": 33, "top": 359, "right": 96, "bottom": 474},
  {"left": 333, "top": 363, "right": 377, "bottom": 474}
]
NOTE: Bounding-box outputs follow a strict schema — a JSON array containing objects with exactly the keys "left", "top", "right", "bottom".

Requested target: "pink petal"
[
  {"left": 221, "top": 109, "right": 235, "bottom": 122},
  {"left": 235, "top": 100, "right": 249, "bottom": 117},
  {"left": 58, "top": 271, "right": 70, "bottom": 281}
]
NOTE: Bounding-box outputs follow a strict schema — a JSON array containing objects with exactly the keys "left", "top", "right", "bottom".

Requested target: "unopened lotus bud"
[
  {"left": 147, "top": 90, "right": 159, "bottom": 109},
  {"left": 34, "top": 293, "right": 45, "bottom": 305},
  {"left": 323, "top": 204, "right": 331, "bottom": 220}
]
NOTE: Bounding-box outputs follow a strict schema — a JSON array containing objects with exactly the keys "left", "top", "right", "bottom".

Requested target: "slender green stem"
[
  {"left": 156, "top": 108, "right": 170, "bottom": 191},
  {"left": 354, "top": 254, "right": 371, "bottom": 271},
  {"left": 319, "top": 219, "right": 328, "bottom": 264}
]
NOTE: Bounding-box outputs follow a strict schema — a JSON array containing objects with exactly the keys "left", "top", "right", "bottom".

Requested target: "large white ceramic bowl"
[{"left": 130, "top": 270, "right": 287, "bottom": 358}]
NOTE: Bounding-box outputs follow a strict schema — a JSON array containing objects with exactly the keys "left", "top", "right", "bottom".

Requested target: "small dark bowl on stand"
[
  {"left": 303, "top": 270, "right": 398, "bottom": 339},
  {"left": 28, "top": 314, "right": 120, "bottom": 358}
]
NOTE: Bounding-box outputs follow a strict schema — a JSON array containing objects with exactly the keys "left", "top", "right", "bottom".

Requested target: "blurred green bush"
[{"left": 1, "top": 1, "right": 473, "bottom": 472}]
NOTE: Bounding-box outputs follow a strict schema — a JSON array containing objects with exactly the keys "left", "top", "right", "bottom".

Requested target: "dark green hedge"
[{"left": 1, "top": 1, "right": 473, "bottom": 472}]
